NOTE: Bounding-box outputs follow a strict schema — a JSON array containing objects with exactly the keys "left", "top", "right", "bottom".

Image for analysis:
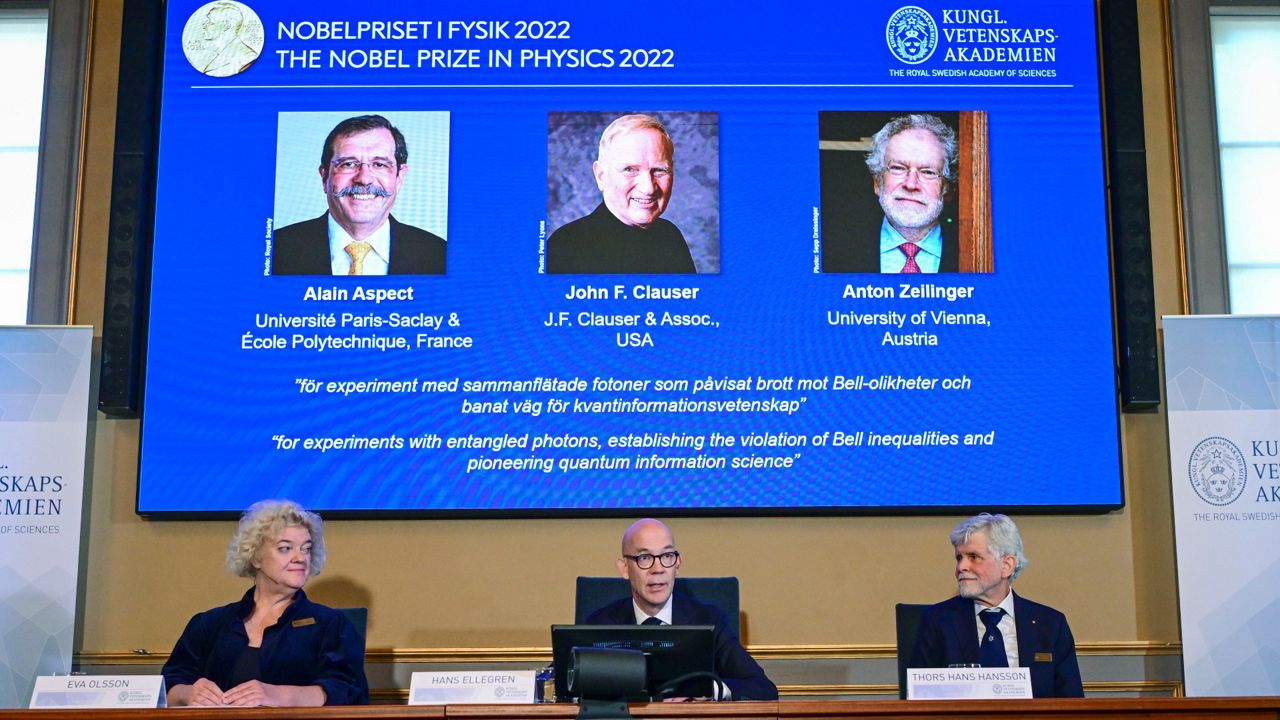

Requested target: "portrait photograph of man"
[
  {"left": 819, "top": 110, "right": 992, "bottom": 274},
  {"left": 271, "top": 111, "right": 449, "bottom": 276},
  {"left": 545, "top": 111, "right": 719, "bottom": 275}
]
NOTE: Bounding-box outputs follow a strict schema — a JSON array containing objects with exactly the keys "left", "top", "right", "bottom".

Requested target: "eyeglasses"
[
  {"left": 624, "top": 551, "right": 680, "bottom": 569},
  {"left": 885, "top": 163, "right": 942, "bottom": 183},
  {"left": 330, "top": 159, "right": 398, "bottom": 175}
]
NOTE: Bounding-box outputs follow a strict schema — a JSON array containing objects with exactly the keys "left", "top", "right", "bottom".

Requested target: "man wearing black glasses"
[
  {"left": 583, "top": 518, "right": 777, "bottom": 701},
  {"left": 272, "top": 114, "right": 446, "bottom": 276}
]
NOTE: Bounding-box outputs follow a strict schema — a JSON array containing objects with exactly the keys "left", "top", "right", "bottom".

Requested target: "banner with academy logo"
[
  {"left": 0, "top": 327, "right": 92, "bottom": 707},
  {"left": 1164, "top": 316, "right": 1280, "bottom": 696}
]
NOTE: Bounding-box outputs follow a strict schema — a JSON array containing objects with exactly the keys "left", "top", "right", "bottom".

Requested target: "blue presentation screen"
[{"left": 138, "top": 0, "right": 1122, "bottom": 515}]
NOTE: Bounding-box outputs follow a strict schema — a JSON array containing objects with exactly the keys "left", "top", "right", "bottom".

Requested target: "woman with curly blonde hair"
[{"left": 162, "top": 500, "right": 368, "bottom": 706}]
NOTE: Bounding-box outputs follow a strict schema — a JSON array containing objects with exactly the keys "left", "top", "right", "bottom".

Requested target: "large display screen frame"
[{"left": 131, "top": 0, "right": 1128, "bottom": 519}]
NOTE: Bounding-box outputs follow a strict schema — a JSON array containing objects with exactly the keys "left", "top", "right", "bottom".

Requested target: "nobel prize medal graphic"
[{"left": 182, "top": 1, "right": 264, "bottom": 78}]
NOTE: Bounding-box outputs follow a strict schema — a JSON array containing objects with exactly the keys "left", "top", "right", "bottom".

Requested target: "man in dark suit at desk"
[
  {"left": 909, "top": 513, "right": 1084, "bottom": 698},
  {"left": 584, "top": 518, "right": 777, "bottom": 701}
]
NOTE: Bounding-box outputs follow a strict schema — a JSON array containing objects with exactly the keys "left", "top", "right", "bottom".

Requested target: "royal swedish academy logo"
[
  {"left": 1188, "top": 437, "right": 1248, "bottom": 506},
  {"left": 886, "top": 6, "right": 939, "bottom": 65}
]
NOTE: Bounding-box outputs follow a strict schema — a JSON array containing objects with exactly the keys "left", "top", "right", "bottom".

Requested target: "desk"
[
  {"left": 6, "top": 698, "right": 1280, "bottom": 720},
  {"left": 781, "top": 698, "right": 1280, "bottom": 718}
]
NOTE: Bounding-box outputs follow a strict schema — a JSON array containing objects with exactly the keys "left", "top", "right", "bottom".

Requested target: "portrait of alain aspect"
[
  {"left": 819, "top": 111, "right": 993, "bottom": 274},
  {"left": 545, "top": 112, "right": 720, "bottom": 275},
  {"left": 271, "top": 114, "right": 447, "bottom": 276}
]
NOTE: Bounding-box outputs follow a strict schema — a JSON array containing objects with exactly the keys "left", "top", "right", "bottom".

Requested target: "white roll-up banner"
[
  {"left": 1164, "top": 316, "right": 1280, "bottom": 696},
  {"left": 0, "top": 326, "right": 92, "bottom": 707}
]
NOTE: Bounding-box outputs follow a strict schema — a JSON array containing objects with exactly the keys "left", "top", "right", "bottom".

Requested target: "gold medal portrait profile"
[{"left": 181, "top": 1, "right": 264, "bottom": 78}]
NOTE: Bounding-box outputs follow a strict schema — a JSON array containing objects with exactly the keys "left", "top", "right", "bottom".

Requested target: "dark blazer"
[
  {"left": 908, "top": 593, "right": 1084, "bottom": 698},
  {"left": 584, "top": 593, "right": 778, "bottom": 701},
  {"left": 271, "top": 213, "right": 446, "bottom": 275},
  {"left": 162, "top": 588, "right": 369, "bottom": 705},
  {"left": 822, "top": 219, "right": 958, "bottom": 273},
  {"left": 546, "top": 203, "right": 696, "bottom": 275}
]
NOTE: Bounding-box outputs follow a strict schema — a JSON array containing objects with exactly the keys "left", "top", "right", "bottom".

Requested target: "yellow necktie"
[{"left": 345, "top": 241, "right": 372, "bottom": 275}]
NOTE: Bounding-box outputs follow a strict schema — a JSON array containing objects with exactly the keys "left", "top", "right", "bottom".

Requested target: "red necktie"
[{"left": 899, "top": 242, "right": 922, "bottom": 273}]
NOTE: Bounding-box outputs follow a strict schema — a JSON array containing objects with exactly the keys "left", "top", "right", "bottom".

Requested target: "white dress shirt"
[
  {"left": 327, "top": 216, "right": 391, "bottom": 275},
  {"left": 631, "top": 596, "right": 674, "bottom": 625}
]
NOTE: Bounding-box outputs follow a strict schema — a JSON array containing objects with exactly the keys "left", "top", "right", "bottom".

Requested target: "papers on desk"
[{"left": 907, "top": 667, "right": 1032, "bottom": 700}]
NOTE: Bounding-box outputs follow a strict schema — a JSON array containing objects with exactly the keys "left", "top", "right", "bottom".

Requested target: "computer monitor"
[{"left": 551, "top": 624, "right": 716, "bottom": 701}]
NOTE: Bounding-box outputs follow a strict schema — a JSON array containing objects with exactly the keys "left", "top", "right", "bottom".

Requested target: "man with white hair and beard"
[
  {"left": 908, "top": 513, "right": 1084, "bottom": 698},
  {"left": 823, "top": 114, "right": 958, "bottom": 273},
  {"left": 272, "top": 114, "right": 446, "bottom": 275}
]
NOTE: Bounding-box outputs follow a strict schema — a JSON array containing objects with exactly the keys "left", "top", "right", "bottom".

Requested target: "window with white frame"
[
  {"left": 0, "top": 7, "right": 49, "bottom": 325},
  {"left": 1211, "top": 11, "right": 1280, "bottom": 313}
]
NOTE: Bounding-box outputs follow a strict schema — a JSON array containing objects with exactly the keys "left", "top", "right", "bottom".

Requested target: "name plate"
[
  {"left": 907, "top": 667, "right": 1032, "bottom": 700},
  {"left": 30, "top": 675, "right": 166, "bottom": 708},
  {"left": 409, "top": 671, "right": 535, "bottom": 705}
]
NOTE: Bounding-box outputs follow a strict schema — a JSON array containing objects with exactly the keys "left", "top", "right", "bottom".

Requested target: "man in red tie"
[{"left": 866, "top": 114, "right": 958, "bottom": 273}]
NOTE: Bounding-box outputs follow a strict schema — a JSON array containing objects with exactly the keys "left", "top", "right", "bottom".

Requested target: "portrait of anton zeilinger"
[{"left": 819, "top": 110, "right": 992, "bottom": 274}]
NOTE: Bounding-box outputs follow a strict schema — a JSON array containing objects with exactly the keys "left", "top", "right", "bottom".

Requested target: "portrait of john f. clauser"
[{"left": 545, "top": 111, "right": 720, "bottom": 275}]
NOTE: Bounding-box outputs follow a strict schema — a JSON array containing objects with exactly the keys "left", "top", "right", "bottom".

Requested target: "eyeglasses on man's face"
[
  {"left": 330, "top": 158, "right": 398, "bottom": 175},
  {"left": 624, "top": 551, "right": 680, "bottom": 569},
  {"left": 885, "top": 163, "right": 942, "bottom": 183}
]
